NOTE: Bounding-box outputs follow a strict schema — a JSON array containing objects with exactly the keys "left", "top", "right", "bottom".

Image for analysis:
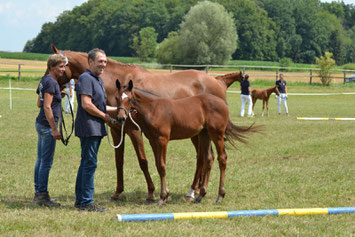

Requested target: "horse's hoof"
[
  {"left": 185, "top": 195, "right": 194, "bottom": 202},
  {"left": 110, "top": 195, "right": 119, "bottom": 201},
  {"left": 193, "top": 195, "right": 202, "bottom": 203},
  {"left": 215, "top": 196, "right": 224, "bottom": 205},
  {"left": 145, "top": 198, "right": 155, "bottom": 204},
  {"left": 158, "top": 199, "right": 167, "bottom": 207}
]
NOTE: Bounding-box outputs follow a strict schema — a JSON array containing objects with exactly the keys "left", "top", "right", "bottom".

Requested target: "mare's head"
[
  {"left": 115, "top": 79, "right": 134, "bottom": 124},
  {"left": 50, "top": 44, "right": 89, "bottom": 88},
  {"left": 215, "top": 71, "right": 245, "bottom": 88}
]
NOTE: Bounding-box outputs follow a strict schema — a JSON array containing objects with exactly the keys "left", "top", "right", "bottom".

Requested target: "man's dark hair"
[{"left": 88, "top": 48, "right": 106, "bottom": 63}]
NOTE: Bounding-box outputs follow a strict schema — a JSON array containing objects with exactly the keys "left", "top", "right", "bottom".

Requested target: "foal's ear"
[
  {"left": 115, "top": 79, "right": 121, "bottom": 90},
  {"left": 128, "top": 80, "right": 133, "bottom": 92}
]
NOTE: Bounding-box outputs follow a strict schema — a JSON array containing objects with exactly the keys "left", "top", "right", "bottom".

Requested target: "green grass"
[{"left": 0, "top": 80, "right": 354, "bottom": 236}]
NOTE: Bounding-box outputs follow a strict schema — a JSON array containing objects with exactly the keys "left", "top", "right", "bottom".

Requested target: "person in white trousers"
[
  {"left": 276, "top": 74, "right": 288, "bottom": 115},
  {"left": 240, "top": 74, "right": 253, "bottom": 117},
  {"left": 64, "top": 79, "right": 75, "bottom": 114}
]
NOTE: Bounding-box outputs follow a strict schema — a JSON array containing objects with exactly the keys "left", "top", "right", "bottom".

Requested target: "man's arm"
[{"left": 81, "top": 94, "right": 113, "bottom": 123}]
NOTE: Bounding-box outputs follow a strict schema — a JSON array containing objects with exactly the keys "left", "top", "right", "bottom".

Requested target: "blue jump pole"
[{"left": 116, "top": 207, "right": 355, "bottom": 222}]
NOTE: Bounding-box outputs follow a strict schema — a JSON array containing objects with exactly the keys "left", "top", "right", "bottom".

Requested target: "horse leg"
[
  {"left": 252, "top": 97, "right": 256, "bottom": 116},
  {"left": 185, "top": 136, "right": 202, "bottom": 201},
  {"left": 127, "top": 128, "right": 155, "bottom": 202},
  {"left": 262, "top": 100, "right": 265, "bottom": 116},
  {"left": 153, "top": 137, "right": 169, "bottom": 206},
  {"left": 110, "top": 127, "right": 125, "bottom": 201},
  {"left": 266, "top": 99, "right": 269, "bottom": 117},
  {"left": 194, "top": 130, "right": 212, "bottom": 203},
  {"left": 212, "top": 135, "right": 227, "bottom": 205},
  {"left": 186, "top": 136, "right": 214, "bottom": 201}
]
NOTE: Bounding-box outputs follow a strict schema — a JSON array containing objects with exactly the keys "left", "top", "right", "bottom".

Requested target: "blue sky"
[
  {"left": 0, "top": 0, "right": 87, "bottom": 52},
  {"left": 0, "top": 0, "right": 355, "bottom": 52}
]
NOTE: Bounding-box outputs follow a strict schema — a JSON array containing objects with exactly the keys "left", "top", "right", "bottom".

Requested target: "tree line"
[{"left": 24, "top": 0, "right": 355, "bottom": 65}]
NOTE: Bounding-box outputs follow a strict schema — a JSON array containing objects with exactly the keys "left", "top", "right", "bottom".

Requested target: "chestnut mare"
[
  {"left": 115, "top": 80, "right": 235, "bottom": 205},
  {"left": 251, "top": 86, "right": 280, "bottom": 116},
  {"left": 51, "top": 44, "right": 254, "bottom": 202}
]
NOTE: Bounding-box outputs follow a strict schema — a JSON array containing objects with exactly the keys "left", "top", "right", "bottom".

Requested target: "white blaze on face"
[
  {"left": 65, "top": 56, "right": 68, "bottom": 65},
  {"left": 121, "top": 93, "right": 128, "bottom": 100}
]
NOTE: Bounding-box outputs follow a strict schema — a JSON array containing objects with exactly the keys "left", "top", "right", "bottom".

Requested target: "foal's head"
[
  {"left": 115, "top": 79, "right": 133, "bottom": 124},
  {"left": 273, "top": 85, "right": 280, "bottom": 96}
]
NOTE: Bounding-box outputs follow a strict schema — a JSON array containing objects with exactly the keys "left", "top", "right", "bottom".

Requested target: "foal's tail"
[{"left": 224, "top": 119, "right": 263, "bottom": 149}]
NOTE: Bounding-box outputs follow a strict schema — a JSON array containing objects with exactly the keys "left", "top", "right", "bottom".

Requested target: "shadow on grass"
[{"left": 0, "top": 190, "right": 188, "bottom": 210}]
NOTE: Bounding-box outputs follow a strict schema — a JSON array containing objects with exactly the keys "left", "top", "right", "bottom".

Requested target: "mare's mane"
[
  {"left": 215, "top": 72, "right": 240, "bottom": 79},
  {"left": 65, "top": 50, "right": 146, "bottom": 70},
  {"left": 133, "top": 87, "right": 159, "bottom": 97}
]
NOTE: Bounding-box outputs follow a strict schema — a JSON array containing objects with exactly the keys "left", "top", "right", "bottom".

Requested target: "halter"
[
  {"left": 106, "top": 106, "right": 142, "bottom": 149},
  {"left": 60, "top": 50, "right": 71, "bottom": 83}
]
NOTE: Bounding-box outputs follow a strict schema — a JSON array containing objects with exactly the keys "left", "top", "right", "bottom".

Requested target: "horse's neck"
[
  {"left": 216, "top": 73, "right": 240, "bottom": 88},
  {"left": 266, "top": 87, "right": 275, "bottom": 96},
  {"left": 132, "top": 89, "right": 156, "bottom": 114}
]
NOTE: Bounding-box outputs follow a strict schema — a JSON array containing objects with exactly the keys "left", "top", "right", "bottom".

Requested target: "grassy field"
[{"left": 0, "top": 78, "right": 355, "bottom": 235}]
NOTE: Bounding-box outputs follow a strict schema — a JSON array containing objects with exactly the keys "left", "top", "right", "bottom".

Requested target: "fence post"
[
  {"left": 170, "top": 64, "right": 173, "bottom": 73},
  {"left": 205, "top": 65, "right": 209, "bottom": 74},
  {"left": 276, "top": 69, "right": 279, "bottom": 81},
  {"left": 344, "top": 71, "right": 346, "bottom": 84},
  {"left": 243, "top": 67, "right": 245, "bottom": 75},
  {"left": 310, "top": 69, "right": 313, "bottom": 85},
  {"left": 18, "top": 64, "right": 23, "bottom": 80}
]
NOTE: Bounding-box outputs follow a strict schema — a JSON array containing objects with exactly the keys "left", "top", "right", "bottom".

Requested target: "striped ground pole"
[
  {"left": 116, "top": 207, "right": 355, "bottom": 222},
  {"left": 297, "top": 117, "right": 355, "bottom": 121}
]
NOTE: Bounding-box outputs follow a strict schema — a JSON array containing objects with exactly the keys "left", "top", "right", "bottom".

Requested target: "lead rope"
[
  {"left": 105, "top": 110, "right": 142, "bottom": 149},
  {"left": 128, "top": 110, "right": 141, "bottom": 133},
  {"left": 105, "top": 121, "right": 125, "bottom": 149}
]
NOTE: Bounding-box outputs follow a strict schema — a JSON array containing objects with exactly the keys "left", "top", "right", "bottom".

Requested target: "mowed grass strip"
[{"left": 0, "top": 80, "right": 354, "bottom": 236}]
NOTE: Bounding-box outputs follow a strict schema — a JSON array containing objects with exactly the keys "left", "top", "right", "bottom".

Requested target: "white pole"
[{"left": 9, "top": 78, "right": 12, "bottom": 110}]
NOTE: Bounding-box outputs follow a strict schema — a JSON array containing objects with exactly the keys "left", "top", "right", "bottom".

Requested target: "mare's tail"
[{"left": 224, "top": 119, "right": 263, "bottom": 149}]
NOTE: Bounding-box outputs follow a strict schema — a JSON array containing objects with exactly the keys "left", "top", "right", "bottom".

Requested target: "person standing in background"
[
  {"left": 240, "top": 74, "right": 253, "bottom": 117},
  {"left": 276, "top": 74, "right": 289, "bottom": 116},
  {"left": 34, "top": 54, "right": 66, "bottom": 207},
  {"left": 64, "top": 79, "right": 75, "bottom": 114}
]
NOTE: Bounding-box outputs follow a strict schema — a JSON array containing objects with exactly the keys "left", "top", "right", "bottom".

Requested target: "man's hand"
[{"left": 103, "top": 113, "right": 113, "bottom": 123}]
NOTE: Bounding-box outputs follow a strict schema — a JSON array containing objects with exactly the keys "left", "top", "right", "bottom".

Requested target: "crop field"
[{"left": 0, "top": 76, "right": 355, "bottom": 235}]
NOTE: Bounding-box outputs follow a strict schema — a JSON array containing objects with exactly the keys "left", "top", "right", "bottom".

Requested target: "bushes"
[{"left": 316, "top": 52, "right": 336, "bottom": 86}]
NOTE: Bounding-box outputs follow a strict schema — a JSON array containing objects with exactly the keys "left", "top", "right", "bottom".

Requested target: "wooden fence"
[{"left": 1, "top": 61, "right": 355, "bottom": 84}]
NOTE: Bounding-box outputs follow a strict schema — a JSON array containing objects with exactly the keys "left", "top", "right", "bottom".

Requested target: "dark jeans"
[
  {"left": 75, "top": 136, "right": 102, "bottom": 207},
  {"left": 34, "top": 122, "right": 56, "bottom": 193}
]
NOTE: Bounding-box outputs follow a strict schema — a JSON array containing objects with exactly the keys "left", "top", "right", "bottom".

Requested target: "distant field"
[{"left": 0, "top": 79, "right": 354, "bottom": 236}]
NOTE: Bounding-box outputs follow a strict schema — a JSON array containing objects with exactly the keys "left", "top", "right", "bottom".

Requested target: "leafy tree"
[
  {"left": 156, "top": 32, "right": 181, "bottom": 64},
  {"left": 316, "top": 51, "right": 336, "bottom": 86},
  {"left": 177, "top": 1, "right": 238, "bottom": 65},
  {"left": 263, "top": 0, "right": 300, "bottom": 60},
  {"left": 342, "top": 2, "right": 355, "bottom": 30},
  {"left": 131, "top": 27, "right": 158, "bottom": 62},
  {"left": 219, "top": 0, "right": 277, "bottom": 61},
  {"left": 345, "top": 26, "right": 355, "bottom": 63}
]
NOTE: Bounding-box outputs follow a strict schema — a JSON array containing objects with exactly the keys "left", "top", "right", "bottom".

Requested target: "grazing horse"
[
  {"left": 251, "top": 86, "right": 280, "bottom": 116},
  {"left": 115, "top": 80, "right": 235, "bottom": 205},
  {"left": 50, "top": 44, "right": 254, "bottom": 202}
]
